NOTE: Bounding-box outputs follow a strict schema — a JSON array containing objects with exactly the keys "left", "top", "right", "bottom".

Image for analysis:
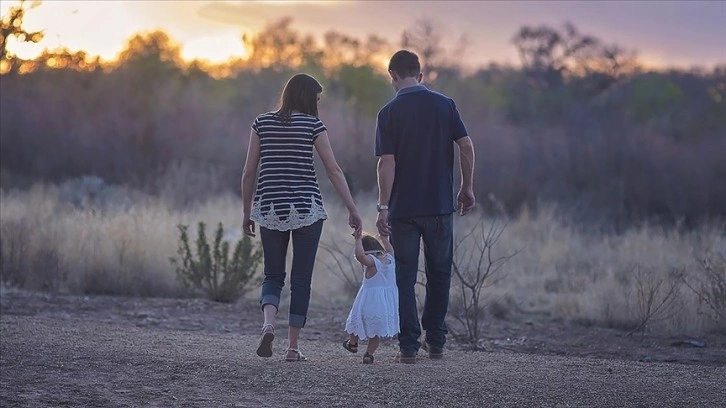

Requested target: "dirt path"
[{"left": 1, "top": 291, "right": 725, "bottom": 407}]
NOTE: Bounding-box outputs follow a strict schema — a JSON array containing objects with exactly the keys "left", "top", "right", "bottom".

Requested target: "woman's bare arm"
[
  {"left": 313, "top": 131, "right": 362, "bottom": 234},
  {"left": 241, "top": 130, "right": 261, "bottom": 236}
]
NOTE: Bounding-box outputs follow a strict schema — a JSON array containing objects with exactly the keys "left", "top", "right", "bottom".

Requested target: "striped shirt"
[{"left": 250, "top": 112, "right": 329, "bottom": 231}]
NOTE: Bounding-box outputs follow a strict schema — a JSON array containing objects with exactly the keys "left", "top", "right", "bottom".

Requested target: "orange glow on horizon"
[
  {"left": 2, "top": 0, "right": 722, "bottom": 72},
  {"left": 1, "top": 1, "right": 253, "bottom": 65}
]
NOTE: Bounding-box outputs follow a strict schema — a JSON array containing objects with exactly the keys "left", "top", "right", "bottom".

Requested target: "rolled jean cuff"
[
  {"left": 289, "top": 313, "right": 306, "bottom": 328},
  {"left": 260, "top": 294, "right": 280, "bottom": 311}
]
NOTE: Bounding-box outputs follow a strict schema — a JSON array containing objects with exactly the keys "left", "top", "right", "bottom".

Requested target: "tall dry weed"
[{"left": 1, "top": 182, "right": 723, "bottom": 334}]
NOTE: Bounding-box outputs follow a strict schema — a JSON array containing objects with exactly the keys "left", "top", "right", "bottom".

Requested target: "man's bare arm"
[
  {"left": 376, "top": 154, "right": 395, "bottom": 235},
  {"left": 377, "top": 154, "right": 395, "bottom": 206},
  {"left": 455, "top": 136, "right": 476, "bottom": 215}
]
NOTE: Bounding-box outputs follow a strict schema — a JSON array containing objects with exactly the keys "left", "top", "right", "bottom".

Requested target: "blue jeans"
[
  {"left": 259, "top": 220, "right": 324, "bottom": 328},
  {"left": 390, "top": 214, "right": 453, "bottom": 355}
]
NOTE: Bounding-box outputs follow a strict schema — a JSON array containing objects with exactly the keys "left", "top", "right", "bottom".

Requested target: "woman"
[{"left": 241, "top": 73, "right": 362, "bottom": 361}]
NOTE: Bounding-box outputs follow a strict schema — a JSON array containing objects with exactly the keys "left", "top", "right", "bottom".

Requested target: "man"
[{"left": 375, "top": 50, "right": 476, "bottom": 364}]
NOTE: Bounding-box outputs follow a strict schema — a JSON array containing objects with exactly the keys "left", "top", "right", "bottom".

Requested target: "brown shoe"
[
  {"left": 394, "top": 351, "right": 417, "bottom": 364},
  {"left": 422, "top": 340, "right": 444, "bottom": 360},
  {"left": 428, "top": 348, "right": 444, "bottom": 359}
]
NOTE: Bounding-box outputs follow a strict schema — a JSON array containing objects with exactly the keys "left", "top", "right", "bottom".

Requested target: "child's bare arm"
[
  {"left": 354, "top": 234, "right": 376, "bottom": 268},
  {"left": 380, "top": 234, "right": 395, "bottom": 256}
]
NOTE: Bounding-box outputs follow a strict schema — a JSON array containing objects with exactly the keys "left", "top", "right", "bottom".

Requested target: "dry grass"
[{"left": 1, "top": 182, "right": 724, "bottom": 335}]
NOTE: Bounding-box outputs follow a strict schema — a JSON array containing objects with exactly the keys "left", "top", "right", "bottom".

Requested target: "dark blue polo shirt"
[{"left": 375, "top": 85, "right": 469, "bottom": 220}]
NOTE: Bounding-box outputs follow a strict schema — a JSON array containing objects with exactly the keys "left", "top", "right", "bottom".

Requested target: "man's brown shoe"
[
  {"left": 394, "top": 351, "right": 417, "bottom": 364},
  {"left": 422, "top": 340, "right": 444, "bottom": 359}
]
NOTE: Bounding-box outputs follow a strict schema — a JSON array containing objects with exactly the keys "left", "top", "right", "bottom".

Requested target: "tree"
[
  {"left": 242, "top": 18, "right": 321, "bottom": 72},
  {"left": 512, "top": 22, "right": 638, "bottom": 91},
  {"left": 0, "top": 0, "right": 44, "bottom": 74},
  {"left": 401, "top": 19, "right": 444, "bottom": 68},
  {"left": 400, "top": 19, "right": 446, "bottom": 82},
  {"left": 400, "top": 19, "right": 468, "bottom": 83},
  {"left": 116, "top": 30, "right": 183, "bottom": 70},
  {"left": 323, "top": 31, "right": 361, "bottom": 68},
  {"left": 33, "top": 48, "right": 101, "bottom": 72},
  {"left": 322, "top": 31, "right": 391, "bottom": 74}
]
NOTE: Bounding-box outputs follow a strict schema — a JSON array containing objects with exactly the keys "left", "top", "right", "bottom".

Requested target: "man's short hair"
[{"left": 388, "top": 50, "right": 421, "bottom": 79}]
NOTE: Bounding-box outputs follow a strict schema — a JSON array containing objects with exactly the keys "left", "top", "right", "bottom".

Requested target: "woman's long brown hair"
[{"left": 275, "top": 73, "right": 322, "bottom": 124}]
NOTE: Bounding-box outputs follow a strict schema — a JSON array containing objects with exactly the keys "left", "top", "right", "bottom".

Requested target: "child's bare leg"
[
  {"left": 365, "top": 336, "right": 380, "bottom": 355},
  {"left": 349, "top": 334, "right": 359, "bottom": 345}
]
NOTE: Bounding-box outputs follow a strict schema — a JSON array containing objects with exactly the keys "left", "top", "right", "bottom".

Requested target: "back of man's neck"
[{"left": 398, "top": 80, "right": 422, "bottom": 90}]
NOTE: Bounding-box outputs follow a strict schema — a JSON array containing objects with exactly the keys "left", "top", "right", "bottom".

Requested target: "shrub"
[
  {"left": 319, "top": 237, "right": 360, "bottom": 298},
  {"left": 0, "top": 219, "right": 31, "bottom": 288},
  {"left": 450, "top": 217, "right": 519, "bottom": 347},
  {"left": 626, "top": 265, "right": 681, "bottom": 335},
  {"left": 684, "top": 254, "right": 726, "bottom": 329},
  {"left": 171, "top": 222, "right": 262, "bottom": 303}
]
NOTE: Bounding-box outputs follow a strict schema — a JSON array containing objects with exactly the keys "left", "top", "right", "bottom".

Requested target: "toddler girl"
[{"left": 343, "top": 230, "right": 399, "bottom": 363}]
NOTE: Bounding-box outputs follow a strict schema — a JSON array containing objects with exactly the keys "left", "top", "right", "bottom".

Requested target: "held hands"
[
  {"left": 352, "top": 228, "right": 362, "bottom": 239},
  {"left": 349, "top": 210, "right": 363, "bottom": 236},
  {"left": 457, "top": 187, "right": 476, "bottom": 216}
]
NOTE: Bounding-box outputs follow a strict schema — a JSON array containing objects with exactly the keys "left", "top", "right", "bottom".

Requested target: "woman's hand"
[
  {"left": 242, "top": 215, "right": 256, "bottom": 237},
  {"left": 352, "top": 228, "right": 362, "bottom": 239},
  {"left": 349, "top": 210, "right": 363, "bottom": 236}
]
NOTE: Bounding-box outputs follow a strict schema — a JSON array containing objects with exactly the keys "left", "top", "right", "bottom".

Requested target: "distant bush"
[
  {"left": 0, "top": 218, "right": 66, "bottom": 292},
  {"left": 171, "top": 222, "right": 262, "bottom": 303},
  {"left": 0, "top": 219, "right": 30, "bottom": 288},
  {"left": 684, "top": 253, "right": 726, "bottom": 329},
  {"left": 2, "top": 19, "right": 725, "bottom": 226}
]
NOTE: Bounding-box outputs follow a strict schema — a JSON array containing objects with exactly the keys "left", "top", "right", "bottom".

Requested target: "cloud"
[
  {"left": 124, "top": 1, "right": 247, "bottom": 40},
  {"left": 196, "top": 2, "right": 263, "bottom": 29}
]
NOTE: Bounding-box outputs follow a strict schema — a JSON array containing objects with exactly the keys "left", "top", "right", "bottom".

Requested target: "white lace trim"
[
  {"left": 345, "top": 313, "right": 400, "bottom": 340},
  {"left": 251, "top": 198, "right": 328, "bottom": 231}
]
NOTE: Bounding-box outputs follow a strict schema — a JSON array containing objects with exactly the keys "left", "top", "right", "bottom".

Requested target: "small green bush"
[{"left": 171, "top": 222, "right": 262, "bottom": 303}]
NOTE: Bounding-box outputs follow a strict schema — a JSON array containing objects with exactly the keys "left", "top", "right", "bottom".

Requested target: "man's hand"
[
  {"left": 457, "top": 188, "right": 475, "bottom": 215},
  {"left": 376, "top": 209, "right": 391, "bottom": 236}
]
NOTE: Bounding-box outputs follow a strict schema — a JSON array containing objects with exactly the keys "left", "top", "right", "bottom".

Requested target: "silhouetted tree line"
[{"left": 1, "top": 5, "right": 725, "bottom": 228}]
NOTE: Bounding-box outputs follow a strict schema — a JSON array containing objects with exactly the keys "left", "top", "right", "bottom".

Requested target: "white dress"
[{"left": 344, "top": 253, "right": 400, "bottom": 340}]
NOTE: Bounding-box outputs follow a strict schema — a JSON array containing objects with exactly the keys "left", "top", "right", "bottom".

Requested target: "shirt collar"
[{"left": 396, "top": 84, "right": 427, "bottom": 97}]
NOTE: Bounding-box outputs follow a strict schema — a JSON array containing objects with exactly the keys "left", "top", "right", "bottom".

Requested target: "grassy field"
[{"left": 1, "top": 182, "right": 724, "bottom": 336}]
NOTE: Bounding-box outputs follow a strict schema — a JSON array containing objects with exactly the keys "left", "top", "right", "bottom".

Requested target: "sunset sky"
[{"left": 2, "top": 0, "right": 725, "bottom": 69}]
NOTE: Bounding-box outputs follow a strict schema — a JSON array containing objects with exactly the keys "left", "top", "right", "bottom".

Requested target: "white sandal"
[
  {"left": 284, "top": 348, "right": 308, "bottom": 362},
  {"left": 256, "top": 324, "right": 275, "bottom": 358}
]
